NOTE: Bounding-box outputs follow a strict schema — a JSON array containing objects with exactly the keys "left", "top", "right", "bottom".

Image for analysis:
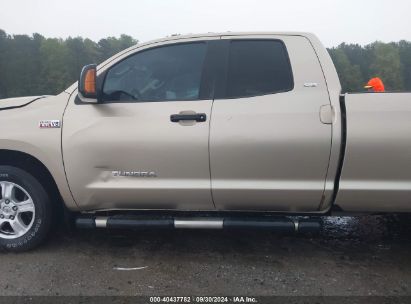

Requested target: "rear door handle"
[{"left": 170, "top": 113, "right": 207, "bottom": 123}]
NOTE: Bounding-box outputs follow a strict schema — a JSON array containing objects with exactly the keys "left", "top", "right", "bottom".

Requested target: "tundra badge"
[{"left": 112, "top": 171, "right": 157, "bottom": 177}]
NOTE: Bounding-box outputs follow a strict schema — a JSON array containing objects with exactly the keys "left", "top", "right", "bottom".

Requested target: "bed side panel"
[{"left": 335, "top": 93, "right": 411, "bottom": 212}]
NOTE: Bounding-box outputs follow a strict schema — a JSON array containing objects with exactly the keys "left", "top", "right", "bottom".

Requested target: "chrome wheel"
[{"left": 0, "top": 181, "right": 35, "bottom": 239}]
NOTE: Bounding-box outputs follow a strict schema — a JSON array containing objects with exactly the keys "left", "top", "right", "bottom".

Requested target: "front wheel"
[{"left": 0, "top": 166, "right": 52, "bottom": 252}]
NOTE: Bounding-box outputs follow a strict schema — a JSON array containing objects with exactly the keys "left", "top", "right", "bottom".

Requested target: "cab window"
[
  {"left": 225, "top": 40, "right": 293, "bottom": 98},
  {"left": 102, "top": 42, "right": 207, "bottom": 102}
]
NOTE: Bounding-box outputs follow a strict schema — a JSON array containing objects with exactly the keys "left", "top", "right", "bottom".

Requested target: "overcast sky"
[{"left": 1, "top": 0, "right": 410, "bottom": 47}]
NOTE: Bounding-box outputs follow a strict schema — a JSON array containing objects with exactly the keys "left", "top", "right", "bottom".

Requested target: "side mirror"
[{"left": 78, "top": 64, "right": 98, "bottom": 103}]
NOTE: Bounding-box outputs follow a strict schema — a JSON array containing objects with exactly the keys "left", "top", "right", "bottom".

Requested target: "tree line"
[
  {"left": 328, "top": 41, "right": 411, "bottom": 92},
  {"left": 0, "top": 29, "right": 137, "bottom": 98},
  {"left": 0, "top": 29, "right": 410, "bottom": 98}
]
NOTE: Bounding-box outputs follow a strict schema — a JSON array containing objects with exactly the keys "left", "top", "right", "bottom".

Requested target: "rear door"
[
  {"left": 210, "top": 35, "right": 332, "bottom": 212},
  {"left": 63, "top": 39, "right": 216, "bottom": 211}
]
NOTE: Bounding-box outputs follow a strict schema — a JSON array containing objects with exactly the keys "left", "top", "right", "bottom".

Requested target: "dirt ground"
[{"left": 0, "top": 215, "right": 410, "bottom": 297}]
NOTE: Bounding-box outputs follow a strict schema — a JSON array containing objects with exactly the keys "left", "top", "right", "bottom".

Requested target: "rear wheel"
[{"left": 0, "top": 166, "right": 52, "bottom": 252}]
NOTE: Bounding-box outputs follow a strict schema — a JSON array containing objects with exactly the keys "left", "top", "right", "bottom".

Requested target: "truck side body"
[{"left": 0, "top": 32, "right": 410, "bottom": 250}]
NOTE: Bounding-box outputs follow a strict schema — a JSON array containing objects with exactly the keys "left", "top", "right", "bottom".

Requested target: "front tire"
[{"left": 0, "top": 166, "right": 52, "bottom": 252}]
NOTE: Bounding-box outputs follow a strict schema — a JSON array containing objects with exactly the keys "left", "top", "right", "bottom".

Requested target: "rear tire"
[{"left": 0, "top": 166, "right": 52, "bottom": 252}]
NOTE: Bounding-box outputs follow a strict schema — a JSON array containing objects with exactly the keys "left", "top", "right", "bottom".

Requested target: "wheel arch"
[{"left": 0, "top": 149, "right": 66, "bottom": 212}]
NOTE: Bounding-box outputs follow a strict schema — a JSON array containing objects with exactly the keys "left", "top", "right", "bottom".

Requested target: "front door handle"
[{"left": 170, "top": 113, "right": 207, "bottom": 123}]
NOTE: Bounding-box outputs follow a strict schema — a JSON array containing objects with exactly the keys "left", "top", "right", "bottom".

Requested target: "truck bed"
[{"left": 335, "top": 92, "right": 411, "bottom": 212}]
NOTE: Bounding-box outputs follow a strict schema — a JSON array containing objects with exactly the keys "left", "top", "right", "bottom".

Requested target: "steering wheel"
[{"left": 130, "top": 88, "right": 141, "bottom": 100}]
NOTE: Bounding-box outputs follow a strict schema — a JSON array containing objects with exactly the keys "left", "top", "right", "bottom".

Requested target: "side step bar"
[{"left": 76, "top": 216, "right": 320, "bottom": 233}]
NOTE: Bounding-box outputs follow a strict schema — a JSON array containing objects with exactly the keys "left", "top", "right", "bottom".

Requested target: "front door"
[{"left": 63, "top": 41, "right": 215, "bottom": 211}]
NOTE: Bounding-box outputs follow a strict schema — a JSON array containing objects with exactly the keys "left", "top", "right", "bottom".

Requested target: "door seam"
[{"left": 208, "top": 98, "right": 217, "bottom": 209}]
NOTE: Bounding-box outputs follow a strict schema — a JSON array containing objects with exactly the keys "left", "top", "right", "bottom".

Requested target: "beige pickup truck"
[{"left": 0, "top": 32, "right": 410, "bottom": 251}]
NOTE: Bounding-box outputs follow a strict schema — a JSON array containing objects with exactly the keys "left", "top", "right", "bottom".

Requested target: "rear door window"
[{"left": 225, "top": 40, "right": 293, "bottom": 98}]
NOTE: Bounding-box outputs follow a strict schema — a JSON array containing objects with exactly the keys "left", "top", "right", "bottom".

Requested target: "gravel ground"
[{"left": 0, "top": 214, "right": 410, "bottom": 296}]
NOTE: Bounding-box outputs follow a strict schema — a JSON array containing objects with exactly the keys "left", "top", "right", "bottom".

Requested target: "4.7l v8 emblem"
[{"left": 39, "top": 120, "right": 61, "bottom": 128}]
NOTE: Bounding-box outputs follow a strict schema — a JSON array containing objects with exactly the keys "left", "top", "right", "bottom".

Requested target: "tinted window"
[
  {"left": 226, "top": 40, "right": 293, "bottom": 98},
  {"left": 102, "top": 43, "right": 207, "bottom": 102}
]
